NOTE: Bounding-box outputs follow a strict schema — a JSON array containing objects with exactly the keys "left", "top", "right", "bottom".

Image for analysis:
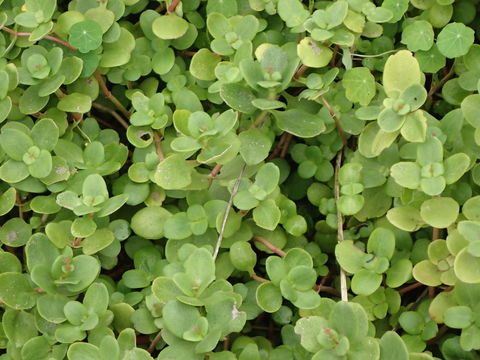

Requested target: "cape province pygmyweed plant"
[{"left": 2, "top": 0, "right": 480, "bottom": 358}]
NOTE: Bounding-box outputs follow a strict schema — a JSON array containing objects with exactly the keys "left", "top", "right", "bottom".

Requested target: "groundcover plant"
[{"left": 2, "top": 0, "right": 480, "bottom": 358}]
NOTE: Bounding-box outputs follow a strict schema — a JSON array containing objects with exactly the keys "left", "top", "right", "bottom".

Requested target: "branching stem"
[
  {"left": 0, "top": 26, "right": 77, "bottom": 51},
  {"left": 320, "top": 96, "right": 348, "bottom": 148},
  {"left": 252, "top": 236, "right": 286, "bottom": 257},
  {"left": 94, "top": 71, "right": 131, "bottom": 119}
]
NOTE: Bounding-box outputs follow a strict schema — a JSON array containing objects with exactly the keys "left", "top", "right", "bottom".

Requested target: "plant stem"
[
  {"left": 398, "top": 281, "right": 423, "bottom": 295},
  {"left": 320, "top": 95, "right": 348, "bottom": 148},
  {"left": 251, "top": 273, "right": 269, "bottom": 283},
  {"left": 153, "top": 131, "right": 165, "bottom": 161},
  {"left": 425, "top": 63, "right": 455, "bottom": 109},
  {"left": 147, "top": 331, "right": 162, "bottom": 353},
  {"left": 293, "top": 64, "right": 309, "bottom": 79},
  {"left": 314, "top": 285, "right": 341, "bottom": 297},
  {"left": 280, "top": 133, "right": 293, "bottom": 157},
  {"left": 168, "top": 0, "right": 181, "bottom": 12},
  {"left": 253, "top": 110, "right": 270, "bottom": 128},
  {"left": 0, "top": 26, "right": 77, "bottom": 51},
  {"left": 92, "top": 102, "right": 129, "bottom": 130},
  {"left": 208, "top": 164, "right": 223, "bottom": 185},
  {"left": 252, "top": 237, "right": 286, "bottom": 257},
  {"left": 93, "top": 71, "right": 131, "bottom": 119},
  {"left": 16, "top": 193, "right": 23, "bottom": 220},
  {"left": 213, "top": 164, "right": 246, "bottom": 260},
  {"left": 334, "top": 150, "right": 349, "bottom": 302}
]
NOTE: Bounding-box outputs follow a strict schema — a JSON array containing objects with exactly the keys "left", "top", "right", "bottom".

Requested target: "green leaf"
[
  {"left": 461, "top": 94, "right": 480, "bottom": 127},
  {"left": 390, "top": 162, "right": 421, "bottom": 189},
  {"left": 297, "top": 38, "right": 333, "bottom": 68},
  {"left": 383, "top": 50, "right": 421, "bottom": 97},
  {"left": 335, "top": 240, "right": 365, "bottom": 273},
  {"left": 0, "top": 187, "right": 16, "bottom": 216},
  {"left": 386, "top": 206, "right": 424, "bottom": 231},
  {"left": 238, "top": 128, "right": 272, "bottom": 165},
  {"left": 162, "top": 299, "right": 201, "bottom": 338},
  {"left": 256, "top": 282, "right": 282, "bottom": 313},
  {"left": 454, "top": 248, "right": 480, "bottom": 283},
  {"left": 272, "top": 109, "right": 326, "bottom": 138},
  {"left": 444, "top": 306, "right": 473, "bottom": 329},
  {"left": 401, "top": 20, "right": 434, "bottom": 52},
  {"left": 68, "top": 20, "right": 103, "bottom": 53},
  {"left": 278, "top": 0, "right": 310, "bottom": 27},
  {"left": 420, "top": 197, "right": 459, "bottom": 228},
  {"left": 220, "top": 83, "right": 256, "bottom": 114},
  {"left": 67, "top": 342, "right": 101, "bottom": 360},
  {"left": 130, "top": 206, "right": 171, "bottom": 240},
  {"left": 82, "top": 174, "right": 108, "bottom": 207},
  {"left": 0, "top": 218, "right": 32, "bottom": 247},
  {"left": 152, "top": 14, "right": 189, "bottom": 40},
  {"left": 190, "top": 49, "right": 221, "bottom": 81},
  {"left": 444, "top": 153, "right": 470, "bottom": 184},
  {"left": 230, "top": 241, "right": 257, "bottom": 273},
  {"left": 380, "top": 331, "right": 409, "bottom": 360},
  {"left": 82, "top": 228, "right": 115, "bottom": 255},
  {"left": 0, "top": 127, "right": 33, "bottom": 161},
  {"left": 437, "top": 22, "right": 475, "bottom": 58},
  {"left": 253, "top": 199, "right": 281, "bottom": 230},
  {"left": 0, "top": 273, "right": 37, "bottom": 309},
  {"left": 352, "top": 269, "right": 382, "bottom": 295},
  {"left": 154, "top": 154, "right": 192, "bottom": 190},
  {"left": 342, "top": 67, "right": 376, "bottom": 106},
  {"left": 57, "top": 93, "right": 92, "bottom": 113}
]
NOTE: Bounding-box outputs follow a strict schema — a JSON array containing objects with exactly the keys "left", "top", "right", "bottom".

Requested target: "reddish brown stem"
[
  {"left": 252, "top": 236, "right": 286, "bottom": 257},
  {"left": 398, "top": 282, "right": 424, "bottom": 295},
  {"left": 428, "top": 286, "right": 435, "bottom": 298},
  {"left": 168, "top": 0, "right": 181, "bottom": 13},
  {"left": 147, "top": 331, "right": 162, "bottom": 353},
  {"left": 293, "top": 64, "right": 309, "bottom": 79},
  {"left": 179, "top": 50, "right": 197, "bottom": 56},
  {"left": 267, "top": 133, "right": 288, "bottom": 160},
  {"left": 16, "top": 193, "right": 23, "bottom": 220},
  {"left": 251, "top": 273, "right": 269, "bottom": 283},
  {"left": 426, "top": 325, "right": 448, "bottom": 345},
  {"left": 93, "top": 71, "right": 131, "bottom": 119},
  {"left": 314, "top": 285, "right": 341, "bottom": 297},
  {"left": 209, "top": 164, "right": 223, "bottom": 178},
  {"left": 432, "top": 227, "right": 440, "bottom": 240},
  {"left": 280, "top": 133, "right": 293, "bottom": 158},
  {"left": 0, "top": 26, "right": 77, "bottom": 51}
]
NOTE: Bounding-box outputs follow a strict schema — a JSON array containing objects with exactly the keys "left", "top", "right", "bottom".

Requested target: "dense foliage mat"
[{"left": 1, "top": 0, "right": 480, "bottom": 359}]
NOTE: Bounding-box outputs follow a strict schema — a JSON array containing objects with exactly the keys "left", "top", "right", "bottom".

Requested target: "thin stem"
[
  {"left": 213, "top": 164, "right": 246, "bottom": 260},
  {"left": 0, "top": 26, "right": 77, "bottom": 51},
  {"left": 267, "top": 132, "right": 288, "bottom": 160},
  {"left": 93, "top": 71, "right": 131, "bottom": 119},
  {"left": 92, "top": 103, "right": 129, "bottom": 130},
  {"left": 425, "top": 63, "right": 455, "bottom": 110},
  {"left": 167, "top": 0, "right": 181, "bottom": 12},
  {"left": 147, "top": 331, "right": 162, "bottom": 353},
  {"left": 320, "top": 96, "right": 348, "bottom": 148},
  {"left": 252, "top": 236, "right": 286, "bottom": 257},
  {"left": 293, "top": 64, "right": 309, "bottom": 79},
  {"left": 314, "top": 285, "right": 341, "bottom": 297},
  {"left": 426, "top": 325, "right": 448, "bottom": 345},
  {"left": 334, "top": 151, "right": 349, "bottom": 302},
  {"left": 208, "top": 164, "right": 223, "bottom": 185},
  {"left": 432, "top": 227, "right": 440, "bottom": 240},
  {"left": 153, "top": 131, "right": 165, "bottom": 161},
  {"left": 251, "top": 273, "right": 269, "bottom": 283},
  {"left": 179, "top": 50, "right": 197, "bottom": 56},
  {"left": 253, "top": 111, "right": 270, "bottom": 128},
  {"left": 16, "top": 193, "right": 23, "bottom": 220},
  {"left": 398, "top": 281, "right": 424, "bottom": 295},
  {"left": 280, "top": 133, "right": 293, "bottom": 158}
]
